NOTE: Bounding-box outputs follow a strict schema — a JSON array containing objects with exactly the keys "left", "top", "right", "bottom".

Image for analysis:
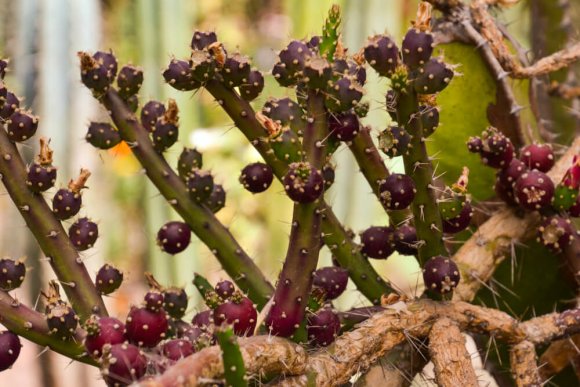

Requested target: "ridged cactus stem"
[
  {"left": 320, "top": 4, "right": 341, "bottom": 61},
  {"left": 397, "top": 89, "right": 447, "bottom": 264},
  {"left": 348, "top": 127, "right": 410, "bottom": 226},
  {"left": 102, "top": 89, "right": 273, "bottom": 308},
  {"left": 193, "top": 272, "right": 214, "bottom": 298},
  {"left": 215, "top": 325, "right": 248, "bottom": 387},
  {"left": 0, "top": 290, "right": 96, "bottom": 366},
  {"left": 0, "top": 130, "right": 107, "bottom": 320},
  {"left": 203, "top": 80, "right": 392, "bottom": 304}
]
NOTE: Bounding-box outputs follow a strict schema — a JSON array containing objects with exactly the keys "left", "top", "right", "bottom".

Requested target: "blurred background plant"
[{"left": 0, "top": 0, "right": 578, "bottom": 386}]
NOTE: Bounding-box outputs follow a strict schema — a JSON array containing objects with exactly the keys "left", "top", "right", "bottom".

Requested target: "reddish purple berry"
[
  {"left": 46, "top": 302, "right": 79, "bottom": 340},
  {"left": 569, "top": 195, "right": 580, "bottom": 217},
  {"left": 324, "top": 76, "right": 364, "bottom": 113},
  {"left": 117, "top": 65, "right": 143, "bottom": 99},
  {"left": 306, "top": 308, "right": 340, "bottom": 347},
  {"left": 402, "top": 28, "right": 434, "bottom": 69},
  {"left": 360, "top": 226, "right": 395, "bottom": 259},
  {"left": 239, "top": 69, "right": 264, "bottom": 101},
  {"left": 423, "top": 256, "right": 460, "bottom": 295},
  {"left": 84, "top": 316, "right": 126, "bottom": 358},
  {"left": 157, "top": 221, "right": 191, "bottom": 255},
  {"left": 125, "top": 306, "right": 168, "bottom": 347},
  {"left": 322, "top": 163, "right": 335, "bottom": 189},
  {"left": 6, "top": 110, "right": 39, "bottom": 142},
  {"left": 163, "top": 287, "right": 188, "bottom": 319},
  {"left": 215, "top": 280, "right": 235, "bottom": 300},
  {"left": 191, "top": 310, "right": 214, "bottom": 332},
  {"left": 161, "top": 339, "right": 195, "bottom": 361},
  {"left": 240, "top": 162, "right": 274, "bottom": 193},
  {"left": 213, "top": 295, "right": 257, "bottom": 337},
  {"left": 413, "top": 58, "right": 454, "bottom": 94},
  {"left": 186, "top": 170, "right": 214, "bottom": 203},
  {"left": 420, "top": 104, "right": 439, "bottom": 136},
  {"left": 0, "top": 331, "right": 21, "bottom": 371},
  {"left": 537, "top": 216, "right": 576, "bottom": 253},
  {"left": 262, "top": 97, "right": 304, "bottom": 130},
  {"left": 191, "top": 30, "right": 217, "bottom": 50},
  {"left": 68, "top": 217, "right": 99, "bottom": 251},
  {"left": 27, "top": 138, "right": 58, "bottom": 193},
  {"left": 86, "top": 122, "right": 122, "bottom": 150},
  {"left": 162, "top": 58, "right": 200, "bottom": 91},
  {"left": 0, "top": 91, "right": 19, "bottom": 119},
  {"left": 364, "top": 35, "right": 400, "bottom": 77},
  {"left": 144, "top": 290, "right": 165, "bottom": 313},
  {"left": 519, "top": 143, "right": 555, "bottom": 173},
  {"left": 177, "top": 147, "right": 203, "bottom": 179},
  {"left": 101, "top": 343, "right": 147, "bottom": 386},
  {"left": 313, "top": 267, "right": 348, "bottom": 300},
  {"left": 0, "top": 258, "right": 26, "bottom": 291},
  {"left": 221, "top": 53, "right": 251, "bottom": 88},
  {"left": 52, "top": 170, "right": 90, "bottom": 220},
  {"left": 379, "top": 174, "right": 416, "bottom": 210},
  {"left": 278, "top": 40, "right": 312, "bottom": 78},
  {"left": 329, "top": 111, "right": 360, "bottom": 142},
  {"left": 497, "top": 158, "right": 528, "bottom": 188},
  {"left": 79, "top": 52, "right": 112, "bottom": 95},
  {"left": 379, "top": 126, "right": 411, "bottom": 157},
  {"left": 393, "top": 224, "right": 418, "bottom": 256},
  {"left": 189, "top": 50, "right": 217, "bottom": 82},
  {"left": 93, "top": 50, "right": 118, "bottom": 81},
  {"left": 152, "top": 101, "right": 179, "bottom": 153},
  {"left": 283, "top": 162, "right": 324, "bottom": 203},
  {"left": 95, "top": 264, "right": 124, "bottom": 295},
  {"left": 272, "top": 62, "right": 295, "bottom": 87},
  {"left": 206, "top": 184, "right": 226, "bottom": 213},
  {"left": 514, "top": 169, "right": 555, "bottom": 210},
  {"left": 303, "top": 55, "right": 332, "bottom": 90},
  {"left": 442, "top": 202, "right": 473, "bottom": 234},
  {"left": 140, "top": 100, "right": 165, "bottom": 132}
]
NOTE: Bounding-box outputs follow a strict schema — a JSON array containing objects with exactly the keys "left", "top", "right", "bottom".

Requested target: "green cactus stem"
[
  {"left": 348, "top": 127, "right": 410, "bottom": 226},
  {"left": 397, "top": 90, "right": 447, "bottom": 264},
  {"left": 320, "top": 4, "right": 342, "bottom": 61},
  {"left": 193, "top": 272, "right": 214, "bottom": 299},
  {"left": 0, "top": 290, "right": 96, "bottom": 365},
  {"left": 215, "top": 325, "right": 248, "bottom": 387},
  {"left": 0, "top": 130, "right": 106, "bottom": 320},
  {"left": 204, "top": 80, "right": 392, "bottom": 304},
  {"left": 102, "top": 89, "right": 273, "bottom": 308}
]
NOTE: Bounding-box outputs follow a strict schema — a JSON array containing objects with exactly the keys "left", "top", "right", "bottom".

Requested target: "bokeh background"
[{"left": 0, "top": 0, "right": 575, "bottom": 386}]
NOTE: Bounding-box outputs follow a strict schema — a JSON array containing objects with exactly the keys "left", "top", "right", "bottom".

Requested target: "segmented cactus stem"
[
  {"left": 216, "top": 325, "right": 248, "bottom": 387},
  {"left": 320, "top": 4, "right": 342, "bottom": 61}
]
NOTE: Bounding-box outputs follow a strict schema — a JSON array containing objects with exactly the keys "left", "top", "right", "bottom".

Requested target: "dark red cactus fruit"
[
  {"left": 272, "top": 62, "right": 296, "bottom": 87},
  {"left": 191, "top": 30, "right": 218, "bottom": 50},
  {"left": 163, "top": 288, "right": 188, "bottom": 319},
  {"left": 117, "top": 65, "right": 143, "bottom": 99},
  {"left": 442, "top": 202, "right": 473, "bottom": 234},
  {"left": 6, "top": 109, "right": 39, "bottom": 142},
  {"left": 152, "top": 99, "right": 180, "bottom": 153},
  {"left": 363, "top": 35, "right": 400, "bottom": 77},
  {"left": 52, "top": 169, "right": 90, "bottom": 221},
  {"left": 68, "top": 217, "right": 99, "bottom": 251},
  {"left": 422, "top": 256, "right": 460, "bottom": 295},
  {"left": 125, "top": 306, "right": 169, "bottom": 347},
  {"left": 497, "top": 158, "right": 528, "bottom": 188},
  {"left": 537, "top": 216, "right": 576, "bottom": 253},
  {"left": 0, "top": 91, "right": 20, "bottom": 119},
  {"left": 476, "top": 128, "right": 515, "bottom": 168},
  {"left": 191, "top": 310, "right": 214, "bottom": 332},
  {"left": 161, "top": 339, "right": 195, "bottom": 361},
  {"left": 402, "top": 28, "right": 434, "bottom": 69},
  {"left": 101, "top": 343, "right": 147, "bottom": 387},
  {"left": 78, "top": 52, "right": 113, "bottom": 95},
  {"left": 93, "top": 50, "right": 118, "bottom": 81},
  {"left": 393, "top": 224, "right": 419, "bottom": 256},
  {"left": 0, "top": 331, "right": 21, "bottom": 372},
  {"left": 140, "top": 100, "right": 166, "bottom": 132},
  {"left": 177, "top": 147, "right": 203, "bottom": 179},
  {"left": 413, "top": 58, "right": 454, "bottom": 94},
  {"left": 325, "top": 76, "right": 364, "bottom": 112},
  {"left": 221, "top": 53, "right": 251, "bottom": 88},
  {"left": 162, "top": 58, "right": 199, "bottom": 91},
  {"left": 328, "top": 111, "right": 360, "bottom": 142},
  {"left": 360, "top": 226, "right": 395, "bottom": 259},
  {"left": 282, "top": 162, "right": 324, "bottom": 203},
  {"left": 189, "top": 50, "right": 217, "bottom": 83},
  {"left": 206, "top": 184, "right": 226, "bottom": 213},
  {"left": 46, "top": 303, "right": 79, "bottom": 340},
  {"left": 27, "top": 137, "right": 58, "bottom": 193},
  {"left": 379, "top": 126, "right": 412, "bottom": 157},
  {"left": 322, "top": 163, "right": 335, "bottom": 189},
  {"left": 278, "top": 40, "right": 312, "bottom": 77},
  {"left": 519, "top": 143, "right": 555, "bottom": 173},
  {"left": 84, "top": 316, "right": 126, "bottom": 358},
  {"left": 313, "top": 267, "right": 348, "bottom": 300},
  {"left": 214, "top": 280, "right": 235, "bottom": 300},
  {"left": 303, "top": 56, "right": 332, "bottom": 90},
  {"left": 495, "top": 178, "right": 518, "bottom": 206},
  {"left": 332, "top": 57, "right": 367, "bottom": 86},
  {"left": 239, "top": 69, "right": 265, "bottom": 101},
  {"left": 185, "top": 169, "right": 214, "bottom": 203},
  {"left": 174, "top": 321, "right": 203, "bottom": 342},
  {"left": 379, "top": 173, "right": 417, "bottom": 210},
  {"left": 466, "top": 136, "right": 483, "bottom": 153},
  {"left": 262, "top": 97, "right": 305, "bottom": 130},
  {"left": 95, "top": 264, "right": 124, "bottom": 295},
  {"left": 86, "top": 122, "right": 122, "bottom": 150},
  {"left": 569, "top": 195, "right": 580, "bottom": 217},
  {"left": 239, "top": 162, "right": 274, "bottom": 193},
  {"left": 213, "top": 295, "right": 257, "bottom": 337},
  {"left": 144, "top": 290, "right": 165, "bottom": 313},
  {"left": 306, "top": 308, "right": 341, "bottom": 347},
  {"left": 420, "top": 104, "right": 440, "bottom": 136},
  {"left": 157, "top": 221, "right": 192, "bottom": 255},
  {"left": 307, "top": 36, "right": 321, "bottom": 50},
  {"left": 0, "top": 258, "right": 25, "bottom": 291},
  {"left": 514, "top": 169, "right": 555, "bottom": 210}
]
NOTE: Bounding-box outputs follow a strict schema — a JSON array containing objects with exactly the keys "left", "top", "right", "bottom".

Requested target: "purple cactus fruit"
[
  {"left": 378, "top": 174, "right": 417, "bottom": 210},
  {"left": 93, "top": 50, "right": 118, "bottom": 81},
  {"left": 303, "top": 56, "right": 332, "bottom": 90},
  {"left": 324, "top": 76, "right": 364, "bottom": 113},
  {"left": 191, "top": 30, "right": 218, "bottom": 50},
  {"left": 117, "top": 65, "right": 143, "bottom": 99},
  {"left": 191, "top": 310, "right": 214, "bottom": 332},
  {"left": 422, "top": 256, "right": 460, "bottom": 295},
  {"left": 140, "top": 100, "right": 166, "bottom": 132},
  {"left": 221, "top": 53, "right": 251, "bottom": 88},
  {"left": 52, "top": 169, "right": 90, "bottom": 221},
  {"left": 283, "top": 162, "right": 324, "bottom": 203},
  {"left": 306, "top": 308, "right": 341, "bottom": 347},
  {"left": 537, "top": 216, "right": 576, "bottom": 253},
  {"left": 413, "top": 58, "right": 454, "bottom": 94},
  {"left": 0, "top": 258, "right": 26, "bottom": 291},
  {"left": 519, "top": 143, "right": 555, "bottom": 173},
  {"left": 272, "top": 62, "right": 296, "bottom": 87},
  {"left": 402, "top": 28, "right": 434, "bottom": 69},
  {"left": 177, "top": 147, "right": 203, "bottom": 179},
  {"left": 307, "top": 36, "right": 321, "bottom": 50},
  {"left": 313, "top": 267, "right": 348, "bottom": 300},
  {"left": 278, "top": 40, "right": 312, "bottom": 77},
  {"left": 86, "top": 122, "right": 122, "bottom": 150},
  {"left": 240, "top": 162, "right": 274, "bottom": 193},
  {"left": 514, "top": 169, "right": 555, "bottom": 210},
  {"left": 0, "top": 92, "right": 19, "bottom": 119},
  {"left": 161, "top": 339, "right": 195, "bottom": 361},
  {"left": 157, "top": 221, "right": 191, "bottom": 255},
  {"left": 262, "top": 97, "right": 305, "bottom": 132},
  {"left": 332, "top": 58, "right": 367, "bottom": 86},
  {"left": 46, "top": 302, "right": 79, "bottom": 340},
  {"left": 420, "top": 104, "right": 440, "bottom": 136},
  {"left": 189, "top": 50, "right": 217, "bottom": 83},
  {"left": 6, "top": 109, "right": 39, "bottom": 142},
  {"left": 360, "top": 226, "right": 395, "bottom": 259},
  {"left": 78, "top": 52, "right": 112, "bottom": 95},
  {"left": 68, "top": 217, "right": 99, "bottom": 251},
  {"left": 364, "top": 35, "right": 400, "bottom": 77},
  {"left": 206, "top": 184, "right": 226, "bottom": 213},
  {"left": 213, "top": 295, "right": 257, "bottom": 337},
  {"left": 322, "top": 163, "right": 335, "bottom": 189},
  {"left": 95, "top": 264, "right": 124, "bottom": 295},
  {"left": 163, "top": 287, "right": 188, "bottom": 319},
  {"left": 27, "top": 137, "right": 58, "bottom": 193},
  {"left": 442, "top": 202, "right": 473, "bottom": 234},
  {"left": 152, "top": 100, "right": 179, "bottom": 153},
  {"left": 84, "top": 316, "right": 126, "bottom": 358},
  {"left": 393, "top": 224, "right": 418, "bottom": 256},
  {"left": 144, "top": 290, "right": 165, "bottom": 313},
  {"left": 214, "top": 280, "right": 235, "bottom": 300},
  {"left": 476, "top": 128, "right": 516, "bottom": 168},
  {"left": 239, "top": 69, "right": 264, "bottom": 101},
  {"left": 328, "top": 111, "right": 360, "bottom": 142},
  {"left": 379, "top": 126, "right": 411, "bottom": 157},
  {"left": 185, "top": 169, "right": 214, "bottom": 203},
  {"left": 101, "top": 343, "right": 147, "bottom": 386},
  {"left": 0, "top": 331, "right": 21, "bottom": 372},
  {"left": 125, "top": 306, "right": 168, "bottom": 347},
  {"left": 162, "top": 58, "right": 200, "bottom": 91},
  {"left": 569, "top": 195, "right": 580, "bottom": 217},
  {"left": 497, "top": 158, "right": 528, "bottom": 188},
  {"left": 467, "top": 136, "right": 483, "bottom": 153}
]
